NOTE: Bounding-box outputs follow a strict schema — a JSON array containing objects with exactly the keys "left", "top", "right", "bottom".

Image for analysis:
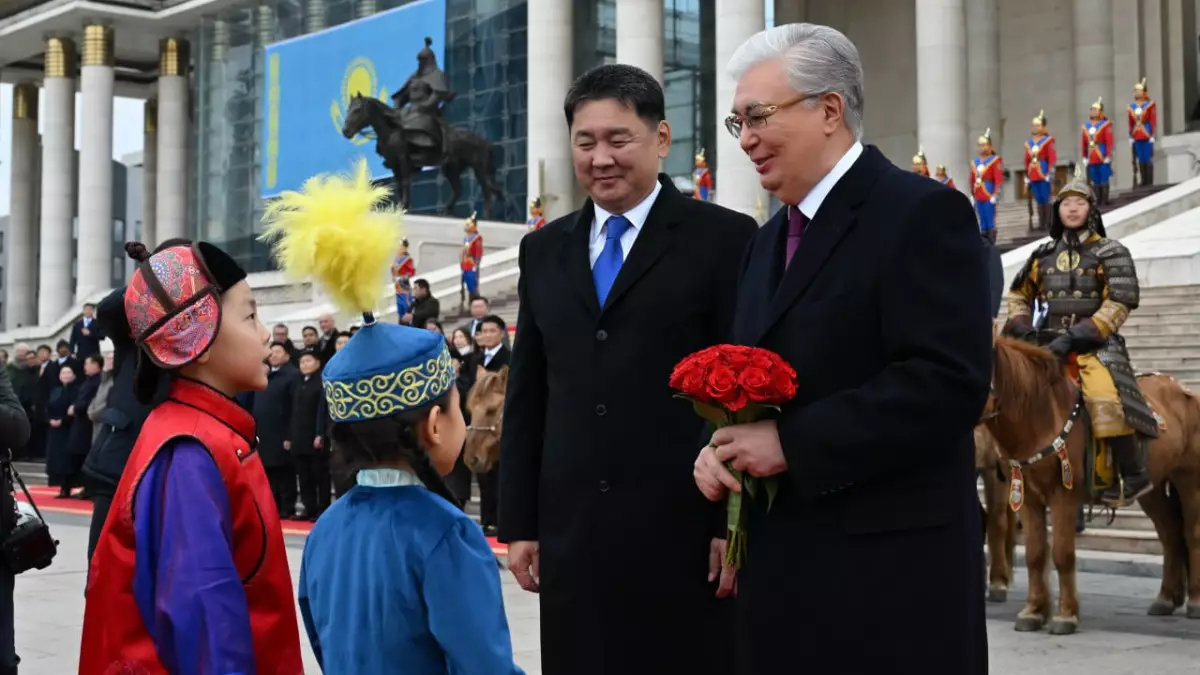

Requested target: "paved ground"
[{"left": 15, "top": 512, "right": 1200, "bottom": 674}]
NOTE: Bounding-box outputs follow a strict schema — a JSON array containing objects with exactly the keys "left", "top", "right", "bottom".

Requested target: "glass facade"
[{"left": 191, "top": 0, "right": 714, "bottom": 273}]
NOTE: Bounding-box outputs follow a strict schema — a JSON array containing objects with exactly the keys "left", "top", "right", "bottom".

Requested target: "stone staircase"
[{"left": 994, "top": 184, "right": 1174, "bottom": 253}]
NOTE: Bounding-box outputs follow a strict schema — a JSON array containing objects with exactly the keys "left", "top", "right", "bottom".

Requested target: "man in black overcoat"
[
  {"left": 694, "top": 24, "right": 992, "bottom": 674},
  {"left": 499, "top": 64, "right": 757, "bottom": 675}
]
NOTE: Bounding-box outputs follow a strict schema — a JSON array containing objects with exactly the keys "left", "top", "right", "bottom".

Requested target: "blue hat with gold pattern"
[
  {"left": 322, "top": 323, "right": 455, "bottom": 422},
  {"left": 259, "top": 159, "right": 455, "bottom": 423}
]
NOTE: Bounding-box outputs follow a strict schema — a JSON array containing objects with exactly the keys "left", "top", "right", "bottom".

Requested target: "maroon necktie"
[{"left": 785, "top": 207, "right": 807, "bottom": 269}]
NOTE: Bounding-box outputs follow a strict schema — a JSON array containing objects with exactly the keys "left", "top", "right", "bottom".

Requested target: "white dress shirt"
[
  {"left": 482, "top": 344, "right": 502, "bottom": 367},
  {"left": 792, "top": 141, "right": 864, "bottom": 221},
  {"left": 589, "top": 181, "right": 663, "bottom": 268}
]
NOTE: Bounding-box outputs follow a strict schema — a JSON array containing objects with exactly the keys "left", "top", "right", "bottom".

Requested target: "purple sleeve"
[{"left": 133, "top": 439, "right": 256, "bottom": 675}]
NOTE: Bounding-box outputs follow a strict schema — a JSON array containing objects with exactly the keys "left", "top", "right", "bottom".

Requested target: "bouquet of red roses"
[{"left": 669, "top": 344, "right": 797, "bottom": 569}]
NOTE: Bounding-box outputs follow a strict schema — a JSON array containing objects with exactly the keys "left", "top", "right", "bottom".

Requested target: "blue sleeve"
[
  {"left": 133, "top": 439, "right": 256, "bottom": 675},
  {"left": 297, "top": 544, "right": 323, "bottom": 669},
  {"left": 424, "top": 519, "right": 524, "bottom": 675}
]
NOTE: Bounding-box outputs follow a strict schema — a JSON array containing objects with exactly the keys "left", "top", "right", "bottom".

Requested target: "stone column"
[
  {"left": 527, "top": 0, "right": 574, "bottom": 221},
  {"left": 305, "top": 0, "right": 327, "bottom": 33},
  {"left": 616, "top": 0, "right": 663, "bottom": 83},
  {"left": 916, "top": 0, "right": 969, "bottom": 192},
  {"left": 1073, "top": 0, "right": 1114, "bottom": 162},
  {"left": 8, "top": 84, "right": 39, "bottom": 328},
  {"left": 774, "top": 0, "right": 806, "bottom": 26},
  {"left": 156, "top": 38, "right": 191, "bottom": 243},
  {"left": 143, "top": 100, "right": 158, "bottom": 246},
  {"left": 1140, "top": 0, "right": 1166, "bottom": 140},
  {"left": 78, "top": 24, "right": 116, "bottom": 301},
  {"left": 1111, "top": 1, "right": 1141, "bottom": 189},
  {"left": 966, "top": 0, "right": 1000, "bottom": 168},
  {"left": 715, "top": 0, "right": 768, "bottom": 220},
  {"left": 38, "top": 37, "right": 77, "bottom": 326}
]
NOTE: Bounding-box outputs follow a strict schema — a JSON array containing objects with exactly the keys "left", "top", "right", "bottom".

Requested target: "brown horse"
[
  {"left": 464, "top": 366, "right": 507, "bottom": 474},
  {"left": 986, "top": 337, "right": 1200, "bottom": 634},
  {"left": 976, "top": 425, "right": 1018, "bottom": 602}
]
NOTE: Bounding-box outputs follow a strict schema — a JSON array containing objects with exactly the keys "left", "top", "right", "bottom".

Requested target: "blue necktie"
[{"left": 593, "top": 215, "right": 633, "bottom": 306}]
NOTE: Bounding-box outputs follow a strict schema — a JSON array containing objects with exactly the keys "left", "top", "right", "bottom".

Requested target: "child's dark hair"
[
  {"left": 330, "top": 391, "right": 460, "bottom": 508},
  {"left": 84, "top": 354, "right": 105, "bottom": 370}
]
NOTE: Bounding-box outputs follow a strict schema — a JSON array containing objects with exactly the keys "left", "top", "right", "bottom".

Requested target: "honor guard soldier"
[
  {"left": 393, "top": 239, "right": 416, "bottom": 320},
  {"left": 1004, "top": 166, "right": 1158, "bottom": 506},
  {"left": 528, "top": 197, "right": 547, "bottom": 231},
  {"left": 461, "top": 212, "right": 483, "bottom": 298},
  {"left": 970, "top": 128, "right": 1003, "bottom": 243},
  {"left": 693, "top": 148, "right": 713, "bottom": 200},
  {"left": 1129, "top": 78, "right": 1156, "bottom": 186},
  {"left": 934, "top": 164, "right": 956, "bottom": 189},
  {"left": 1082, "top": 97, "right": 1114, "bottom": 205},
  {"left": 911, "top": 146, "right": 930, "bottom": 177},
  {"left": 1025, "top": 110, "right": 1058, "bottom": 231}
]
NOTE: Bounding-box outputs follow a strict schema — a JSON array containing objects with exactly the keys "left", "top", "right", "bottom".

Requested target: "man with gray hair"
[{"left": 692, "top": 23, "right": 991, "bottom": 673}]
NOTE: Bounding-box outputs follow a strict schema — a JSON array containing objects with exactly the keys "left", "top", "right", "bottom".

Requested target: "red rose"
[
  {"left": 670, "top": 358, "right": 710, "bottom": 400},
  {"left": 693, "top": 347, "right": 723, "bottom": 367},
  {"left": 739, "top": 367, "right": 774, "bottom": 402},
  {"left": 769, "top": 365, "right": 797, "bottom": 400},
  {"left": 705, "top": 364, "right": 739, "bottom": 404},
  {"left": 769, "top": 353, "right": 797, "bottom": 379}
]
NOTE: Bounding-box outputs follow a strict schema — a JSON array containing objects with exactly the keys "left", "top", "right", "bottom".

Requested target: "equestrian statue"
[{"left": 341, "top": 37, "right": 504, "bottom": 217}]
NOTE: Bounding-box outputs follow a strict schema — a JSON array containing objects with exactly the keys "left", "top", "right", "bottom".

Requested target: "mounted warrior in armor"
[
  {"left": 392, "top": 36, "right": 456, "bottom": 167},
  {"left": 1003, "top": 166, "right": 1158, "bottom": 506}
]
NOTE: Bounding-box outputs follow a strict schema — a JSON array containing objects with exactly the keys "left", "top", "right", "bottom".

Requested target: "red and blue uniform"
[
  {"left": 1129, "top": 97, "right": 1156, "bottom": 164},
  {"left": 462, "top": 231, "right": 483, "bottom": 297},
  {"left": 1082, "top": 118, "right": 1113, "bottom": 185},
  {"left": 970, "top": 154, "right": 1003, "bottom": 233},
  {"left": 393, "top": 253, "right": 416, "bottom": 318},
  {"left": 1025, "top": 134, "right": 1057, "bottom": 205},
  {"left": 693, "top": 167, "right": 713, "bottom": 201},
  {"left": 80, "top": 378, "right": 304, "bottom": 675},
  {"left": 938, "top": 175, "right": 956, "bottom": 189}
]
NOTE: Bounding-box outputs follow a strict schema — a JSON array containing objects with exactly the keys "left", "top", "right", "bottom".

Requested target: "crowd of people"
[{"left": 247, "top": 296, "right": 508, "bottom": 531}]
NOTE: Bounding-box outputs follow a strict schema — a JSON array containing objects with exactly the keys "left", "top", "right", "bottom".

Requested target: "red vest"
[{"left": 79, "top": 378, "right": 303, "bottom": 675}]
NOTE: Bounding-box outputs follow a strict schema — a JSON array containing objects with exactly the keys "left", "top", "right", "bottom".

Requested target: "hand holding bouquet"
[{"left": 670, "top": 345, "right": 797, "bottom": 569}]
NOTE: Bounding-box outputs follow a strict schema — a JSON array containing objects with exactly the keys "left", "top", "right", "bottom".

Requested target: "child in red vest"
[{"left": 79, "top": 239, "right": 303, "bottom": 674}]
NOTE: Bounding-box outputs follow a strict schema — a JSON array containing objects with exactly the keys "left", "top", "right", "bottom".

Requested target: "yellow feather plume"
[{"left": 259, "top": 158, "right": 403, "bottom": 314}]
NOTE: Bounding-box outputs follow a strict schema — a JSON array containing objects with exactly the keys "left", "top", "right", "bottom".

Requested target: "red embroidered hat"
[{"left": 123, "top": 239, "right": 247, "bottom": 369}]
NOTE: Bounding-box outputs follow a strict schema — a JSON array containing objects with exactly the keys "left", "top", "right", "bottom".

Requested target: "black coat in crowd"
[
  {"left": 499, "top": 176, "right": 757, "bottom": 675},
  {"left": 69, "top": 317, "right": 104, "bottom": 358},
  {"left": 728, "top": 146, "right": 991, "bottom": 674},
  {"left": 290, "top": 374, "right": 324, "bottom": 456},
  {"left": 44, "top": 382, "right": 78, "bottom": 482},
  {"left": 67, "top": 374, "right": 101, "bottom": 460},
  {"left": 255, "top": 364, "right": 299, "bottom": 468},
  {"left": 0, "top": 367, "right": 31, "bottom": 541}
]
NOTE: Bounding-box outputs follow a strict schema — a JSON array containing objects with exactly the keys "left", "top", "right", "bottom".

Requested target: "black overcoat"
[
  {"left": 499, "top": 176, "right": 757, "bottom": 675},
  {"left": 729, "top": 146, "right": 992, "bottom": 674},
  {"left": 254, "top": 364, "right": 299, "bottom": 467}
]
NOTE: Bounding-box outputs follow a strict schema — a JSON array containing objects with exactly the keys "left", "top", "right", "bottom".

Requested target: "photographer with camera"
[{"left": 0, "top": 365, "right": 33, "bottom": 675}]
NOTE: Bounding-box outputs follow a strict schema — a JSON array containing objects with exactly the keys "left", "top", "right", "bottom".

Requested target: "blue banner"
[{"left": 261, "top": 0, "right": 446, "bottom": 197}]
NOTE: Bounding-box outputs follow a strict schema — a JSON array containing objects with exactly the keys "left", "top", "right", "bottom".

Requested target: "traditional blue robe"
[{"left": 298, "top": 471, "right": 523, "bottom": 675}]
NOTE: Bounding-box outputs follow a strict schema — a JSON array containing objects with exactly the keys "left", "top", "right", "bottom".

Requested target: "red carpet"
[{"left": 17, "top": 485, "right": 508, "bottom": 556}]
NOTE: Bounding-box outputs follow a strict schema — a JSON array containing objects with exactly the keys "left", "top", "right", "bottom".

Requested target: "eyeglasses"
[{"left": 724, "top": 93, "right": 822, "bottom": 139}]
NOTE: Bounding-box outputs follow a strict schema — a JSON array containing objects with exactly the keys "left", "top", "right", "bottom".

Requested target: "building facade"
[{"left": 2, "top": 0, "right": 1200, "bottom": 329}]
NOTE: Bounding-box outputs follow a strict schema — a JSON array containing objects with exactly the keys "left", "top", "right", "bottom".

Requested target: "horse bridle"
[{"left": 467, "top": 412, "right": 503, "bottom": 436}]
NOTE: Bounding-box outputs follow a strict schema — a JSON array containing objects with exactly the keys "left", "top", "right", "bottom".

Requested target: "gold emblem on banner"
[{"left": 331, "top": 57, "right": 390, "bottom": 146}]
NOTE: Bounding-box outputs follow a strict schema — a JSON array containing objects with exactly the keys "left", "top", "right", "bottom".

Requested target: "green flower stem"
[{"left": 725, "top": 465, "right": 748, "bottom": 569}]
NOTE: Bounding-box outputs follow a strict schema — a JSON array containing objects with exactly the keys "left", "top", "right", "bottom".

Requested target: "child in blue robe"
[{"left": 266, "top": 160, "right": 523, "bottom": 675}]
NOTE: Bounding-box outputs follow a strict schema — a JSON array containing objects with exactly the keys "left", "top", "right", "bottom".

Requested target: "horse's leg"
[
  {"left": 983, "top": 468, "right": 1012, "bottom": 602},
  {"left": 1173, "top": 483, "right": 1200, "bottom": 618},
  {"left": 473, "top": 162, "right": 496, "bottom": 219},
  {"left": 1015, "top": 495, "right": 1051, "bottom": 631},
  {"left": 442, "top": 165, "right": 462, "bottom": 216},
  {"left": 1005, "top": 500, "right": 1019, "bottom": 589},
  {"left": 1139, "top": 484, "right": 1188, "bottom": 615},
  {"left": 1047, "top": 486, "right": 1081, "bottom": 634}
]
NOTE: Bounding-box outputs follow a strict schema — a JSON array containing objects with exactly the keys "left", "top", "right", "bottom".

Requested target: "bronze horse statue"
[
  {"left": 464, "top": 366, "right": 507, "bottom": 475},
  {"left": 341, "top": 93, "right": 505, "bottom": 218},
  {"left": 986, "top": 336, "right": 1200, "bottom": 634}
]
